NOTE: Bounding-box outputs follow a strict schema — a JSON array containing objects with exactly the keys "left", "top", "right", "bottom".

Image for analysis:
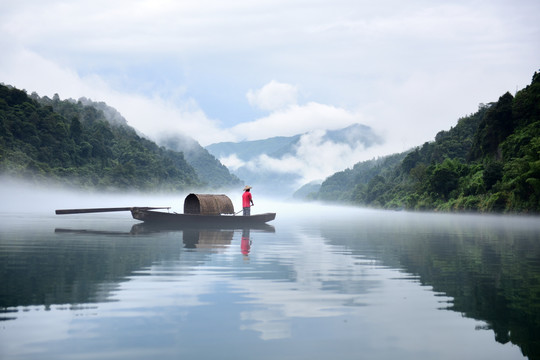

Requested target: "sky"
[{"left": 1, "top": 0, "right": 539, "bottom": 184}]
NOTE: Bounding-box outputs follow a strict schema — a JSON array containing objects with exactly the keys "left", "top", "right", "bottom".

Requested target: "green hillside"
[
  {"left": 159, "top": 133, "right": 242, "bottom": 190},
  {"left": 0, "top": 84, "right": 202, "bottom": 191},
  {"left": 312, "top": 71, "right": 540, "bottom": 213}
]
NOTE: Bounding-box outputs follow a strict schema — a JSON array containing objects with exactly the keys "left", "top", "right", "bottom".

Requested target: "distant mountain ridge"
[
  {"left": 206, "top": 135, "right": 301, "bottom": 161},
  {"left": 206, "top": 124, "right": 383, "bottom": 196},
  {"left": 206, "top": 124, "right": 379, "bottom": 161}
]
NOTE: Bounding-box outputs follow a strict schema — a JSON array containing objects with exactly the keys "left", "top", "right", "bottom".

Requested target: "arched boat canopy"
[{"left": 184, "top": 194, "right": 234, "bottom": 215}]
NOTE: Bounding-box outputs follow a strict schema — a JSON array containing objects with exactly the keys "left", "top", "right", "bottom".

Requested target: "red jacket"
[{"left": 242, "top": 191, "right": 253, "bottom": 207}]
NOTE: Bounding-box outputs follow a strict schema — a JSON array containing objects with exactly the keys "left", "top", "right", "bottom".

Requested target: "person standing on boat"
[{"left": 242, "top": 186, "right": 254, "bottom": 216}]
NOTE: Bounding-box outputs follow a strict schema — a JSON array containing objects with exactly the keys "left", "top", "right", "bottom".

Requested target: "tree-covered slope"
[
  {"left": 312, "top": 71, "right": 540, "bottom": 213},
  {"left": 0, "top": 84, "right": 202, "bottom": 191},
  {"left": 159, "top": 133, "right": 242, "bottom": 190}
]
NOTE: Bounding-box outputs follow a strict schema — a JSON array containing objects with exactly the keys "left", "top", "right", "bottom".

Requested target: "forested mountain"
[
  {"left": 310, "top": 71, "right": 540, "bottom": 213},
  {"left": 0, "top": 84, "right": 202, "bottom": 191},
  {"left": 159, "top": 133, "right": 241, "bottom": 190}
]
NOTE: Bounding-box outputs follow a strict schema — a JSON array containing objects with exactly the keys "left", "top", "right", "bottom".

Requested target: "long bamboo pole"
[{"left": 55, "top": 206, "right": 170, "bottom": 215}]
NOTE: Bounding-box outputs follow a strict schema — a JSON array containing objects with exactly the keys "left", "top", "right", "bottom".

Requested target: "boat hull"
[{"left": 131, "top": 208, "right": 276, "bottom": 228}]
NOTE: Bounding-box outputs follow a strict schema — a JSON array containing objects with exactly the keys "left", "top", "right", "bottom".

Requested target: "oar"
[
  {"left": 234, "top": 204, "right": 254, "bottom": 216},
  {"left": 55, "top": 206, "right": 170, "bottom": 215}
]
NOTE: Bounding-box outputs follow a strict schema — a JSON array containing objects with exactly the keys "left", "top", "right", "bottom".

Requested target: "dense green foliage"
[
  {"left": 313, "top": 71, "right": 540, "bottom": 213},
  {"left": 0, "top": 85, "right": 202, "bottom": 191}
]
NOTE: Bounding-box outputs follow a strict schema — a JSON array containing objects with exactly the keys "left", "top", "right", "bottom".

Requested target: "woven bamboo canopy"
[{"left": 184, "top": 194, "right": 235, "bottom": 215}]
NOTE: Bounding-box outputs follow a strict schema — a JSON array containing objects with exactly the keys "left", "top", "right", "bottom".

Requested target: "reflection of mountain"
[
  {"left": 0, "top": 231, "right": 177, "bottom": 312},
  {"left": 0, "top": 219, "right": 279, "bottom": 318},
  {"left": 3, "top": 211, "right": 538, "bottom": 358},
  {"left": 319, "top": 213, "right": 540, "bottom": 360},
  {"left": 0, "top": 226, "right": 244, "bottom": 314},
  {"left": 232, "top": 231, "right": 384, "bottom": 340}
]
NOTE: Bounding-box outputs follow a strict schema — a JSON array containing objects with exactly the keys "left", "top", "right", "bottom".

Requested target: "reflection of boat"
[
  {"left": 56, "top": 193, "right": 276, "bottom": 227},
  {"left": 182, "top": 229, "right": 234, "bottom": 250},
  {"left": 55, "top": 224, "right": 273, "bottom": 252},
  {"left": 130, "top": 221, "right": 276, "bottom": 233},
  {"left": 55, "top": 223, "right": 275, "bottom": 236}
]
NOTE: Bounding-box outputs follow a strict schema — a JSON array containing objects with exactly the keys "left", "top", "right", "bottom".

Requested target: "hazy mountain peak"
[{"left": 205, "top": 123, "right": 383, "bottom": 197}]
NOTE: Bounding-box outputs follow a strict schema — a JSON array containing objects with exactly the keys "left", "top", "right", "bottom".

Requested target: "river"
[{"left": 1, "top": 201, "right": 539, "bottom": 360}]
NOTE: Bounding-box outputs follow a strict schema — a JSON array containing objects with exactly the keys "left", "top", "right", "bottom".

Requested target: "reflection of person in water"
[{"left": 241, "top": 228, "right": 251, "bottom": 256}]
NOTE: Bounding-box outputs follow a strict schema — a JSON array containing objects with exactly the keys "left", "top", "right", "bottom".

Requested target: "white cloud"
[
  {"left": 246, "top": 80, "right": 298, "bottom": 111},
  {"left": 0, "top": 46, "right": 227, "bottom": 146},
  {"left": 228, "top": 99, "right": 364, "bottom": 141},
  {"left": 219, "top": 154, "right": 246, "bottom": 171},
  {"left": 227, "top": 129, "right": 376, "bottom": 187},
  {"left": 0, "top": 46, "right": 366, "bottom": 149},
  {"left": 1, "top": 0, "right": 538, "bottom": 158}
]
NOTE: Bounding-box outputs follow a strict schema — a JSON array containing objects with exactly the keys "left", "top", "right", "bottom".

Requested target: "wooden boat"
[
  {"left": 56, "top": 193, "right": 276, "bottom": 228},
  {"left": 130, "top": 207, "right": 276, "bottom": 227}
]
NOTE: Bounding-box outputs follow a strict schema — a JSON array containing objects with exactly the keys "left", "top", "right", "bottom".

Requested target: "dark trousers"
[{"left": 243, "top": 207, "right": 251, "bottom": 216}]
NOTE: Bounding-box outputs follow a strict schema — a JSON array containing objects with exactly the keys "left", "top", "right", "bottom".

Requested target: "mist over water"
[
  {"left": 0, "top": 177, "right": 183, "bottom": 214},
  {"left": 1, "top": 179, "right": 539, "bottom": 360},
  {"left": 0, "top": 176, "right": 289, "bottom": 216}
]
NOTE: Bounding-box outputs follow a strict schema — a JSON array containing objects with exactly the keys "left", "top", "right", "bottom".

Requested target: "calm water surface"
[{"left": 1, "top": 204, "right": 539, "bottom": 360}]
